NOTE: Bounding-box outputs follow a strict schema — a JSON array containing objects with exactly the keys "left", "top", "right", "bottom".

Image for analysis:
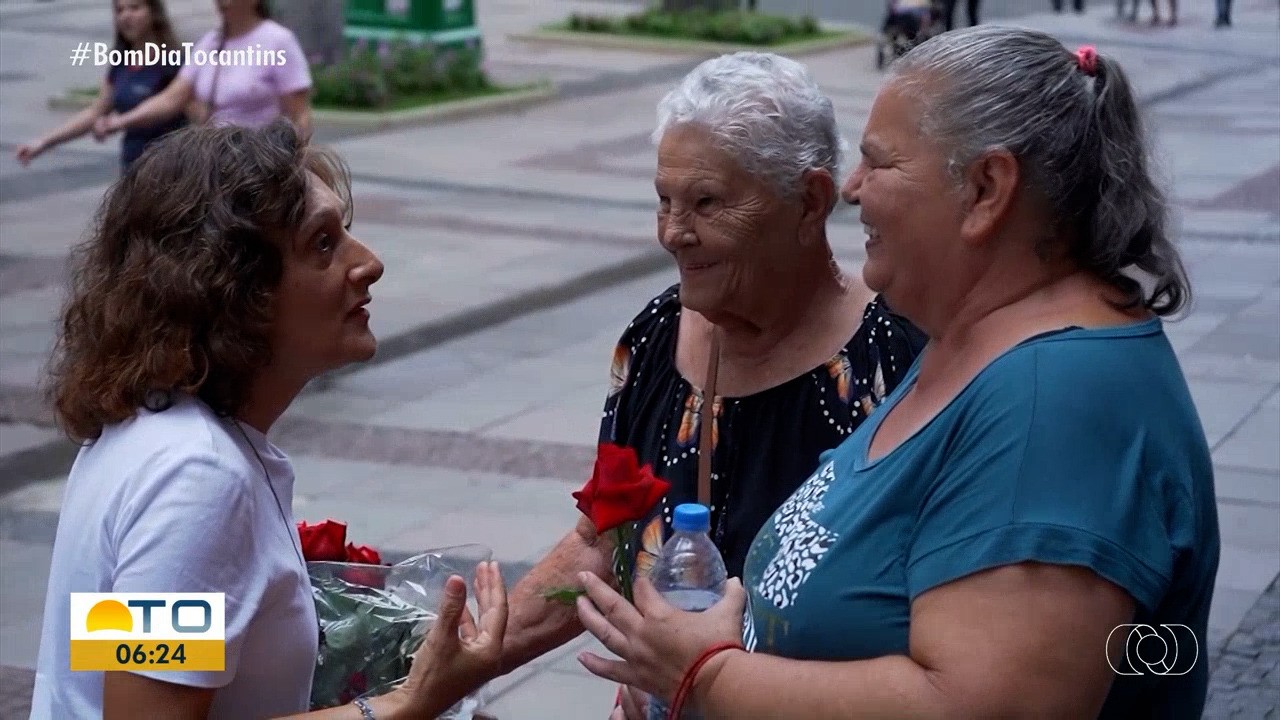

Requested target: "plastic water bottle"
[{"left": 646, "top": 503, "right": 728, "bottom": 720}]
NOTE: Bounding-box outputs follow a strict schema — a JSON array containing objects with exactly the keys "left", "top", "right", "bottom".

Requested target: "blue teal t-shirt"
[{"left": 742, "top": 318, "right": 1220, "bottom": 717}]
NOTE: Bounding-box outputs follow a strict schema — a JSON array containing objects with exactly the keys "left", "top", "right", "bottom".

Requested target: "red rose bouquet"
[
  {"left": 546, "top": 443, "right": 670, "bottom": 603},
  {"left": 299, "top": 520, "right": 490, "bottom": 717},
  {"left": 298, "top": 519, "right": 385, "bottom": 590}
]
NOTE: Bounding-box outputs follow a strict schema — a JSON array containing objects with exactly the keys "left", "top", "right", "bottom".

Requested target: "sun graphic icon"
[{"left": 86, "top": 600, "right": 133, "bottom": 633}]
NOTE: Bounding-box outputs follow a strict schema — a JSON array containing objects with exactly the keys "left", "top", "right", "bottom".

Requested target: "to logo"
[
  {"left": 1106, "top": 624, "right": 1199, "bottom": 676},
  {"left": 70, "top": 593, "right": 225, "bottom": 672}
]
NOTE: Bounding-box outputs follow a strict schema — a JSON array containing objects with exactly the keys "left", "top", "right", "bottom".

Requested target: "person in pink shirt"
[{"left": 96, "top": 0, "right": 312, "bottom": 142}]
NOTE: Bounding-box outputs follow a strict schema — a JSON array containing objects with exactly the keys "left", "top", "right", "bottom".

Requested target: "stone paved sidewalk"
[
  {"left": 1206, "top": 576, "right": 1280, "bottom": 718},
  {"left": 1, "top": 0, "right": 1277, "bottom": 718}
]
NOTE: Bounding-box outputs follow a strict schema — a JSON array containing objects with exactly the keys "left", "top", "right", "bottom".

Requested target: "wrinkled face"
[
  {"left": 114, "top": 0, "right": 153, "bottom": 45},
  {"left": 655, "top": 124, "right": 798, "bottom": 317},
  {"left": 269, "top": 172, "right": 385, "bottom": 379},
  {"left": 841, "top": 79, "right": 962, "bottom": 313}
]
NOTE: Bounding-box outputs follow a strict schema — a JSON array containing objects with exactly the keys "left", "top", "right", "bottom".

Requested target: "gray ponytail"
[{"left": 891, "top": 26, "right": 1191, "bottom": 316}]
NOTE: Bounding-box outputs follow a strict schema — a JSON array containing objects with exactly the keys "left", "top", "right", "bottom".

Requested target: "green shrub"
[
  {"left": 561, "top": 9, "right": 825, "bottom": 46},
  {"left": 385, "top": 41, "right": 440, "bottom": 95},
  {"left": 642, "top": 11, "right": 680, "bottom": 36},
  {"left": 707, "top": 12, "right": 744, "bottom": 42},
  {"left": 623, "top": 13, "right": 648, "bottom": 32},
  {"left": 738, "top": 13, "right": 786, "bottom": 44},
  {"left": 313, "top": 62, "right": 390, "bottom": 109},
  {"left": 310, "top": 40, "right": 494, "bottom": 110},
  {"left": 567, "top": 12, "right": 615, "bottom": 32},
  {"left": 443, "top": 48, "right": 487, "bottom": 91}
]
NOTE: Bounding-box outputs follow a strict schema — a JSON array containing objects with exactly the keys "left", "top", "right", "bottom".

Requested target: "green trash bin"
[{"left": 344, "top": 0, "right": 482, "bottom": 55}]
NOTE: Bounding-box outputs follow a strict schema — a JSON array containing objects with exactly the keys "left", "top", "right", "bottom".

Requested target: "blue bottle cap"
[{"left": 672, "top": 503, "right": 710, "bottom": 532}]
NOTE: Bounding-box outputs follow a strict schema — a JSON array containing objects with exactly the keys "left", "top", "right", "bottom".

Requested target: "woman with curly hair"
[{"left": 30, "top": 119, "right": 507, "bottom": 720}]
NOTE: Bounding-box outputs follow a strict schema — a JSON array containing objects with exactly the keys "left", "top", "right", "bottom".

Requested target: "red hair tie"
[{"left": 1075, "top": 45, "right": 1098, "bottom": 76}]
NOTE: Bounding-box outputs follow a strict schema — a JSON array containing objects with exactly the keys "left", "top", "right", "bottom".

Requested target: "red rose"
[
  {"left": 572, "top": 443, "right": 670, "bottom": 534},
  {"left": 340, "top": 565, "right": 386, "bottom": 589},
  {"left": 297, "top": 519, "right": 347, "bottom": 562},
  {"left": 344, "top": 543, "right": 382, "bottom": 565}
]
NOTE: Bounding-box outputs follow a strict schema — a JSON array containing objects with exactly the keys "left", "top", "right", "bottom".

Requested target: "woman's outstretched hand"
[
  {"left": 92, "top": 114, "right": 122, "bottom": 142},
  {"left": 394, "top": 561, "right": 508, "bottom": 718},
  {"left": 575, "top": 571, "right": 746, "bottom": 705},
  {"left": 15, "top": 141, "right": 46, "bottom": 166}
]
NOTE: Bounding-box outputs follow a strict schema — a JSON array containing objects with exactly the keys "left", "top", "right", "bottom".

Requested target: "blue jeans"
[{"left": 1215, "top": 0, "right": 1232, "bottom": 20}]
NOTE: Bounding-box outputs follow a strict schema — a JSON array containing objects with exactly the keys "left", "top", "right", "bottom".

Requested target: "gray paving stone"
[
  {"left": 477, "top": 632, "right": 600, "bottom": 707},
  {"left": 0, "top": 422, "right": 57, "bottom": 457},
  {"left": 1218, "top": 503, "right": 1280, "bottom": 554},
  {"left": 482, "top": 382, "right": 608, "bottom": 447},
  {"left": 1187, "top": 248, "right": 1280, "bottom": 290},
  {"left": 0, "top": 286, "right": 61, "bottom": 332},
  {"left": 1217, "top": 545, "right": 1280, "bottom": 594},
  {"left": 1215, "top": 465, "right": 1280, "bottom": 507},
  {"left": 0, "top": 539, "right": 52, "bottom": 668},
  {"left": 0, "top": 665, "right": 34, "bottom": 720},
  {"left": 1267, "top": 391, "right": 1280, "bottom": 411},
  {"left": 363, "top": 344, "right": 608, "bottom": 433},
  {"left": 0, "top": 476, "right": 65, "bottom": 514},
  {"left": 285, "top": 386, "right": 413, "bottom": 426},
  {"left": 483, "top": 666, "right": 619, "bottom": 720},
  {"left": 1240, "top": 286, "right": 1280, "bottom": 318},
  {"left": 0, "top": 323, "right": 57, "bottom": 356},
  {"left": 1216, "top": 404, "right": 1280, "bottom": 474},
  {"left": 1190, "top": 379, "right": 1277, "bottom": 447},
  {"left": 333, "top": 345, "right": 487, "bottom": 402},
  {"left": 1194, "top": 320, "right": 1280, "bottom": 364},
  {"left": 1166, "top": 312, "right": 1230, "bottom": 353},
  {"left": 366, "top": 381, "right": 585, "bottom": 434},
  {"left": 1207, "top": 573, "right": 1280, "bottom": 717},
  {"left": 1211, "top": 586, "right": 1268, "bottom": 638},
  {"left": 288, "top": 455, "right": 415, "bottom": 498},
  {"left": 1180, "top": 352, "right": 1280, "bottom": 384},
  {"left": 1192, "top": 293, "right": 1270, "bottom": 317},
  {"left": 382, "top": 503, "right": 579, "bottom": 566},
  {"left": 443, "top": 273, "right": 675, "bottom": 366},
  {"left": 0, "top": 356, "right": 48, "bottom": 392},
  {"left": 0, "top": 184, "right": 107, "bottom": 259}
]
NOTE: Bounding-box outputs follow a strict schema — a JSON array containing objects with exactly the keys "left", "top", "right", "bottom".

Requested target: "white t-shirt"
[{"left": 30, "top": 393, "right": 318, "bottom": 719}]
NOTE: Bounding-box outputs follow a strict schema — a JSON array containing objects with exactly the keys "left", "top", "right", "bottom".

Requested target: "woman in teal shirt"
[{"left": 571, "top": 27, "right": 1219, "bottom": 719}]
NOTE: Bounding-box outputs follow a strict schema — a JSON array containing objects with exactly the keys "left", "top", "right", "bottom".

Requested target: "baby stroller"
[{"left": 876, "top": 0, "right": 945, "bottom": 69}]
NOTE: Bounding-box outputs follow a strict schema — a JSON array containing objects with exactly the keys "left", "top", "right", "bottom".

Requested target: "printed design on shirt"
[
  {"left": 742, "top": 592, "right": 758, "bottom": 652},
  {"left": 858, "top": 360, "right": 887, "bottom": 419},
  {"left": 608, "top": 344, "right": 631, "bottom": 397},
  {"left": 754, "top": 460, "right": 839, "bottom": 610},
  {"left": 633, "top": 515, "right": 665, "bottom": 581},
  {"left": 675, "top": 389, "right": 721, "bottom": 452},
  {"left": 825, "top": 353, "right": 853, "bottom": 404}
]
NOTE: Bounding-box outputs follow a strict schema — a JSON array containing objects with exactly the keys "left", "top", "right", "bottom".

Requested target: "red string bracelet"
[{"left": 666, "top": 641, "right": 745, "bottom": 720}]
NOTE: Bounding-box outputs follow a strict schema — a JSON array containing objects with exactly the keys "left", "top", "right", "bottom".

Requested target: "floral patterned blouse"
[{"left": 598, "top": 283, "right": 928, "bottom": 579}]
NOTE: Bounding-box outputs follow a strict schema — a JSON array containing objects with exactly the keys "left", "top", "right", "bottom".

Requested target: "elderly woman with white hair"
[
  {"left": 568, "top": 27, "right": 1220, "bottom": 720},
  {"left": 492, "top": 50, "right": 926, "bottom": 706}
]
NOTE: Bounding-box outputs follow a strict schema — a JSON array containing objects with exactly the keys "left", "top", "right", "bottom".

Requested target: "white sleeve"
[{"left": 109, "top": 448, "right": 265, "bottom": 688}]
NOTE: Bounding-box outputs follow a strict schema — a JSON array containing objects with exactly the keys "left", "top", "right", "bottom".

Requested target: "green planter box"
[{"left": 344, "top": 0, "right": 481, "bottom": 53}]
